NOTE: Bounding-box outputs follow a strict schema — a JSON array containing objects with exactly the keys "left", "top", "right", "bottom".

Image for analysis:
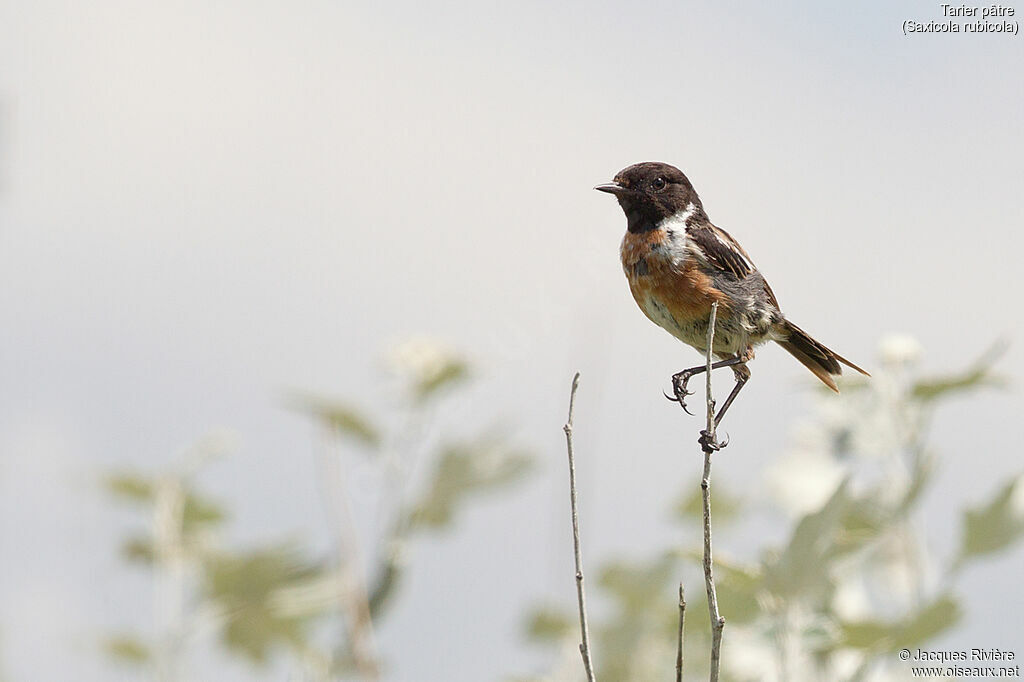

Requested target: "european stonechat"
[{"left": 597, "top": 162, "right": 868, "bottom": 426}]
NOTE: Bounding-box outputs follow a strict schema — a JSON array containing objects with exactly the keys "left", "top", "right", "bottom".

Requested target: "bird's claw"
[
  {"left": 667, "top": 371, "right": 696, "bottom": 415},
  {"left": 698, "top": 429, "right": 728, "bottom": 452}
]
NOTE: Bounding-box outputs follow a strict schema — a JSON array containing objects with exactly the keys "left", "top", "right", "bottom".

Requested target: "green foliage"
[
  {"left": 836, "top": 595, "right": 961, "bottom": 654},
  {"left": 102, "top": 635, "right": 150, "bottom": 665},
  {"left": 412, "top": 357, "right": 469, "bottom": 402},
  {"left": 105, "top": 473, "right": 227, "bottom": 531},
  {"left": 674, "top": 481, "right": 742, "bottom": 526},
  {"left": 524, "top": 341, "right": 1014, "bottom": 681},
  {"left": 285, "top": 392, "right": 381, "bottom": 449},
  {"left": 183, "top": 493, "right": 227, "bottom": 527},
  {"left": 594, "top": 553, "right": 681, "bottom": 681},
  {"left": 910, "top": 341, "right": 1007, "bottom": 403},
  {"left": 385, "top": 336, "right": 471, "bottom": 403},
  {"left": 105, "top": 474, "right": 153, "bottom": 502},
  {"left": 959, "top": 475, "right": 1024, "bottom": 562},
  {"left": 106, "top": 473, "right": 227, "bottom": 567},
  {"left": 104, "top": 339, "right": 531, "bottom": 679},
  {"left": 204, "top": 546, "right": 324, "bottom": 664},
  {"left": 411, "top": 439, "right": 533, "bottom": 528},
  {"left": 763, "top": 481, "right": 849, "bottom": 601},
  {"left": 525, "top": 606, "right": 574, "bottom": 641},
  {"left": 713, "top": 560, "right": 763, "bottom": 626},
  {"left": 119, "top": 535, "right": 155, "bottom": 564}
]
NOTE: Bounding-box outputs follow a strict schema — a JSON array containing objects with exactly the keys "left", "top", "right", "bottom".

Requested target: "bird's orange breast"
[{"left": 620, "top": 229, "right": 730, "bottom": 329}]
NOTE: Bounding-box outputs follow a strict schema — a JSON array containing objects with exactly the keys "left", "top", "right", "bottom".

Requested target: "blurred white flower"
[
  {"left": 183, "top": 428, "right": 241, "bottom": 474},
  {"left": 861, "top": 537, "right": 923, "bottom": 618},
  {"left": 629, "top": 638, "right": 676, "bottom": 680},
  {"left": 766, "top": 448, "right": 845, "bottom": 517},
  {"left": 878, "top": 334, "right": 922, "bottom": 367},
  {"left": 195, "top": 428, "right": 242, "bottom": 457},
  {"left": 385, "top": 335, "right": 466, "bottom": 388},
  {"left": 832, "top": 573, "right": 873, "bottom": 621},
  {"left": 725, "top": 624, "right": 784, "bottom": 681}
]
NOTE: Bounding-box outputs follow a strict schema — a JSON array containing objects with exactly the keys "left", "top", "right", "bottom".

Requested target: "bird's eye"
[{"left": 652, "top": 177, "right": 666, "bottom": 191}]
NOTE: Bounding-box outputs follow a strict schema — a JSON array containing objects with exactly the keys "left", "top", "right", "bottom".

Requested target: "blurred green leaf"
[
  {"left": 524, "top": 606, "right": 574, "bottom": 642},
  {"left": 183, "top": 493, "right": 226, "bottom": 529},
  {"left": 106, "top": 472, "right": 225, "bottom": 530},
  {"left": 837, "top": 595, "right": 961, "bottom": 653},
  {"left": 365, "top": 506, "right": 419, "bottom": 617},
  {"left": 120, "top": 536, "right": 155, "bottom": 564},
  {"left": 103, "top": 635, "right": 151, "bottom": 665},
  {"left": 835, "top": 497, "right": 889, "bottom": 556},
  {"left": 838, "top": 502, "right": 881, "bottom": 539},
  {"left": 714, "top": 560, "right": 763, "bottom": 625},
  {"left": 835, "top": 453, "right": 935, "bottom": 555},
  {"left": 414, "top": 357, "right": 469, "bottom": 402},
  {"left": 911, "top": 342, "right": 1007, "bottom": 403},
  {"left": 599, "top": 554, "right": 677, "bottom": 617},
  {"left": 839, "top": 619, "right": 892, "bottom": 651},
  {"left": 897, "top": 449, "right": 936, "bottom": 515},
  {"left": 285, "top": 391, "right": 381, "bottom": 448},
  {"left": 596, "top": 553, "right": 680, "bottom": 681},
  {"left": 105, "top": 474, "right": 154, "bottom": 503},
  {"left": 674, "top": 481, "right": 742, "bottom": 526},
  {"left": 520, "top": 337, "right": 1018, "bottom": 681},
  {"left": 899, "top": 595, "right": 961, "bottom": 649},
  {"left": 959, "top": 475, "right": 1024, "bottom": 562},
  {"left": 385, "top": 337, "right": 470, "bottom": 402},
  {"left": 410, "top": 439, "right": 532, "bottom": 529},
  {"left": 367, "top": 567, "right": 399, "bottom": 620},
  {"left": 203, "top": 545, "right": 325, "bottom": 665},
  {"left": 764, "top": 481, "right": 849, "bottom": 600}
]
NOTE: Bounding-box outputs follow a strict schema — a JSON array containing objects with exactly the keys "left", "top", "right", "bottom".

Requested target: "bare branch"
[
  {"left": 704, "top": 303, "right": 718, "bottom": 448},
  {"left": 564, "top": 372, "right": 596, "bottom": 682},
  {"left": 701, "top": 303, "right": 725, "bottom": 681},
  {"left": 676, "top": 583, "right": 686, "bottom": 682}
]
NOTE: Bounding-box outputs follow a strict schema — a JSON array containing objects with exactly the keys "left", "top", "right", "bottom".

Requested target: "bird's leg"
[
  {"left": 666, "top": 356, "right": 747, "bottom": 415},
  {"left": 713, "top": 364, "right": 750, "bottom": 427},
  {"left": 696, "top": 365, "right": 750, "bottom": 451}
]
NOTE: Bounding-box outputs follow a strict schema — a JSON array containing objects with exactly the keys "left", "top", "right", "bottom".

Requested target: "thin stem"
[
  {"left": 153, "top": 474, "right": 186, "bottom": 682},
  {"left": 703, "top": 303, "right": 718, "bottom": 449},
  {"left": 564, "top": 372, "right": 596, "bottom": 682},
  {"left": 676, "top": 583, "right": 686, "bottom": 682},
  {"left": 320, "top": 427, "right": 380, "bottom": 681},
  {"left": 702, "top": 303, "right": 725, "bottom": 681}
]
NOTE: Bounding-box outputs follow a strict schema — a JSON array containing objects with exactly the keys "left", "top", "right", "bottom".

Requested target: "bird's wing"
[{"left": 687, "top": 223, "right": 780, "bottom": 308}]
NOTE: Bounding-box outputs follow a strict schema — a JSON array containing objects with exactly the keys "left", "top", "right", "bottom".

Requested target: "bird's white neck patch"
[{"left": 657, "top": 202, "right": 697, "bottom": 232}]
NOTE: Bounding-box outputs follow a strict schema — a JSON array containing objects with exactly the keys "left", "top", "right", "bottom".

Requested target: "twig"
[
  {"left": 564, "top": 372, "right": 596, "bottom": 682},
  {"left": 701, "top": 302, "right": 726, "bottom": 681},
  {"left": 319, "top": 427, "right": 381, "bottom": 681},
  {"left": 703, "top": 303, "right": 718, "bottom": 450},
  {"left": 676, "top": 583, "right": 686, "bottom": 682}
]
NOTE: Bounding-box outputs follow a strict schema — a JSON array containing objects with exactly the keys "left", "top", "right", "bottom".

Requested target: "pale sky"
[{"left": 1, "top": 1, "right": 1022, "bottom": 680}]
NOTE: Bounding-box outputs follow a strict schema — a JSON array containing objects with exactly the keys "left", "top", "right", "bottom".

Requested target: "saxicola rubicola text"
[{"left": 597, "top": 161, "right": 868, "bottom": 429}]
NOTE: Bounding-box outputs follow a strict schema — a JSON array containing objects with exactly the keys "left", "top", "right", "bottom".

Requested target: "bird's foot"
[
  {"left": 665, "top": 370, "right": 697, "bottom": 415},
  {"left": 698, "top": 429, "right": 728, "bottom": 453}
]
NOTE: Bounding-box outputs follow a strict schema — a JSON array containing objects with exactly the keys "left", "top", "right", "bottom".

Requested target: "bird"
[{"left": 596, "top": 161, "right": 868, "bottom": 433}]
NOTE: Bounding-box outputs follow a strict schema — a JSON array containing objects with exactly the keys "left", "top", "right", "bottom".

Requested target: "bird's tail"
[{"left": 775, "top": 320, "right": 870, "bottom": 392}]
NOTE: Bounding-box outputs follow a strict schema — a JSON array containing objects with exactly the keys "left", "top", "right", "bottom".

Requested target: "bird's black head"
[{"left": 595, "top": 162, "right": 704, "bottom": 234}]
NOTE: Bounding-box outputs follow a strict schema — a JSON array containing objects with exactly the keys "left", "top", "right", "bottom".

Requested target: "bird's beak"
[{"left": 594, "top": 182, "right": 626, "bottom": 195}]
